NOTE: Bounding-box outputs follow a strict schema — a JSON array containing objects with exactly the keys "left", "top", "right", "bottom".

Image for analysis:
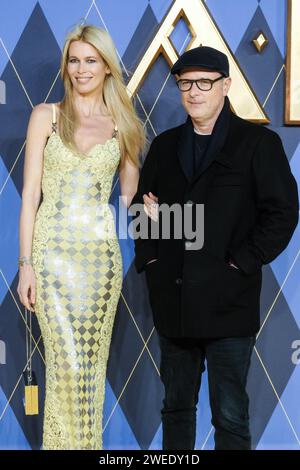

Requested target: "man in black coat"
[{"left": 131, "top": 46, "right": 299, "bottom": 450}]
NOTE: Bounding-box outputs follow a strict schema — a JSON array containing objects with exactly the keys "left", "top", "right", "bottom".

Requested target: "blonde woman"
[{"left": 17, "top": 24, "right": 145, "bottom": 450}]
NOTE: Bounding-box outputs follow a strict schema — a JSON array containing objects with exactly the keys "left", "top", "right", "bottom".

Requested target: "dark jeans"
[{"left": 159, "top": 335, "right": 255, "bottom": 450}]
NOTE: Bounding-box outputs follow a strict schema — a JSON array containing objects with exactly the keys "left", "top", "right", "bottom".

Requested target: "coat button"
[
  {"left": 186, "top": 200, "right": 193, "bottom": 206},
  {"left": 185, "top": 241, "right": 192, "bottom": 249},
  {"left": 175, "top": 278, "right": 182, "bottom": 285}
]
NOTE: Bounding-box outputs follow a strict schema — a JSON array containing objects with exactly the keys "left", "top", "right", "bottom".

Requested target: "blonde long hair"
[{"left": 59, "top": 24, "right": 145, "bottom": 167}]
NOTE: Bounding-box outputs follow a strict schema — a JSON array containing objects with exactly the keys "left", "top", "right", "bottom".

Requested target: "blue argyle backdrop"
[{"left": 0, "top": 0, "right": 299, "bottom": 450}]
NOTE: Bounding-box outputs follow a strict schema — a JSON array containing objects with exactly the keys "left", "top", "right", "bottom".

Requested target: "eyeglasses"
[{"left": 176, "top": 75, "right": 224, "bottom": 92}]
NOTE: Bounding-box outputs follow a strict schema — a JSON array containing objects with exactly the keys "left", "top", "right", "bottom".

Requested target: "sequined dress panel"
[{"left": 32, "top": 107, "right": 122, "bottom": 450}]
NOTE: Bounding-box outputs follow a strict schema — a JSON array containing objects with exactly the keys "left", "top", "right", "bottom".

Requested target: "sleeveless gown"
[{"left": 32, "top": 104, "right": 123, "bottom": 450}]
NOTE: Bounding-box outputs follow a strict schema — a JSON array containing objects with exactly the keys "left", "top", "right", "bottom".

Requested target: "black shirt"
[{"left": 193, "top": 132, "right": 211, "bottom": 175}]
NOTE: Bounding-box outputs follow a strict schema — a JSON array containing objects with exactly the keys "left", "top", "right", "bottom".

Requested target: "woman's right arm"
[{"left": 17, "top": 103, "right": 51, "bottom": 312}]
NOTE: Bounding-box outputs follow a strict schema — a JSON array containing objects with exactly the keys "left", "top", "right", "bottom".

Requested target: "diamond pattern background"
[{"left": 0, "top": 0, "right": 299, "bottom": 450}]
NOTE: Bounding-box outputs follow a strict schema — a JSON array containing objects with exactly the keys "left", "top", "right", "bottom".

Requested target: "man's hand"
[{"left": 143, "top": 192, "right": 158, "bottom": 222}]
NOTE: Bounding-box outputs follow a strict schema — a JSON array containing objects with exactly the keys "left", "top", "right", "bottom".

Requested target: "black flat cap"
[{"left": 171, "top": 46, "right": 229, "bottom": 77}]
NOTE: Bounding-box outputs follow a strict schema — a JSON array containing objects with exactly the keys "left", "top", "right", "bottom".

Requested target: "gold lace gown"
[{"left": 32, "top": 104, "right": 123, "bottom": 450}]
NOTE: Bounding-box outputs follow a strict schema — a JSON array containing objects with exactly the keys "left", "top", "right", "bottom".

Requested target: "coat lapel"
[
  {"left": 176, "top": 97, "right": 233, "bottom": 186},
  {"left": 191, "top": 97, "right": 231, "bottom": 183},
  {"left": 191, "top": 97, "right": 232, "bottom": 185},
  {"left": 176, "top": 116, "right": 194, "bottom": 182}
]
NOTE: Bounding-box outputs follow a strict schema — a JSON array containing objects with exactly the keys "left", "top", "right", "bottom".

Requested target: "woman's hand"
[
  {"left": 17, "top": 265, "right": 36, "bottom": 313},
  {"left": 143, "top": 192, "right": 158, "bottom": 222}
]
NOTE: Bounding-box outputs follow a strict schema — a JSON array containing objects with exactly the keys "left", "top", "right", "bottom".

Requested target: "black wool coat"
[{"left": 131, "top": 98, "right": 299, "bottom": 338}]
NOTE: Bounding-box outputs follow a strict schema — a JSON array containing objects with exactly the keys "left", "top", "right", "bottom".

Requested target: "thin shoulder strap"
[
  {"left": 112, "top": 123, "right": 118, "bottom": 139},
  {"left": 51, "top": 103, "right": 57, "bottom": 134}
]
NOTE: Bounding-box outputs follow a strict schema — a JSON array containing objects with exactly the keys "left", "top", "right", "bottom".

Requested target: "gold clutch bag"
[{"left": 23, "top": 307, "right": 39, "bottom": 415}]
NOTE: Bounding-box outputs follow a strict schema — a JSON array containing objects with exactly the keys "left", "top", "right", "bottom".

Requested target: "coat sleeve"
[
  {"left": 230, "top": 130, "right": 299, "bottom": 275},
  {"left": 130, "top": 137, "right": 159, "bottom": 273}
]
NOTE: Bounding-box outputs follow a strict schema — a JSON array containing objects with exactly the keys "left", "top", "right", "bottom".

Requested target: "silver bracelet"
[{"left": 18, "top": 256, "right": 33, "bottom": 267}]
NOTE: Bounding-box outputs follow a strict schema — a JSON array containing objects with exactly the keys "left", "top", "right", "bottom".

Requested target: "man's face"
[{"left": 177, "top": 68, "right": 231, "bottom": 123}]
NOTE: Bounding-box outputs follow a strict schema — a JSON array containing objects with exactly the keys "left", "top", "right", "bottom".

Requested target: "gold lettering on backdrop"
[
  {"left": 285, "top": 0, "right": 300, "bottom": 124},
  {"left": 128, "top": 0, "right": 269, "bottom": 123}
]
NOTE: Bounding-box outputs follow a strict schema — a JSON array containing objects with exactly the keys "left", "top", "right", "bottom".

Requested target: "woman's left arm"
[{"left": 119, "top": 159, "right": 140, "bottom": 207}]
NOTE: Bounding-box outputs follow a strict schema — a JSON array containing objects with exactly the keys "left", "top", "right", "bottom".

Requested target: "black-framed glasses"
[{"left": 176, "top": 75, "right": 224, "bottom": 92}]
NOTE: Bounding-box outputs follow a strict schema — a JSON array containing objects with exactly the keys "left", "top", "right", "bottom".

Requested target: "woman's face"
[{"left": 67, "top": 40, "right": 110, "bottom": 95}]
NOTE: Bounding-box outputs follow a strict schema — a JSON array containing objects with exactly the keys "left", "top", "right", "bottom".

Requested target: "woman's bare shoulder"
[
  {"left": 31, "top": 102, "right": 61, "bottom": 126},
  {"left": 32, "top": 102, "right": 60, "bottom": 117},
  {"left": 27, "top": 103, "right": 60, "bottom": 137}
]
